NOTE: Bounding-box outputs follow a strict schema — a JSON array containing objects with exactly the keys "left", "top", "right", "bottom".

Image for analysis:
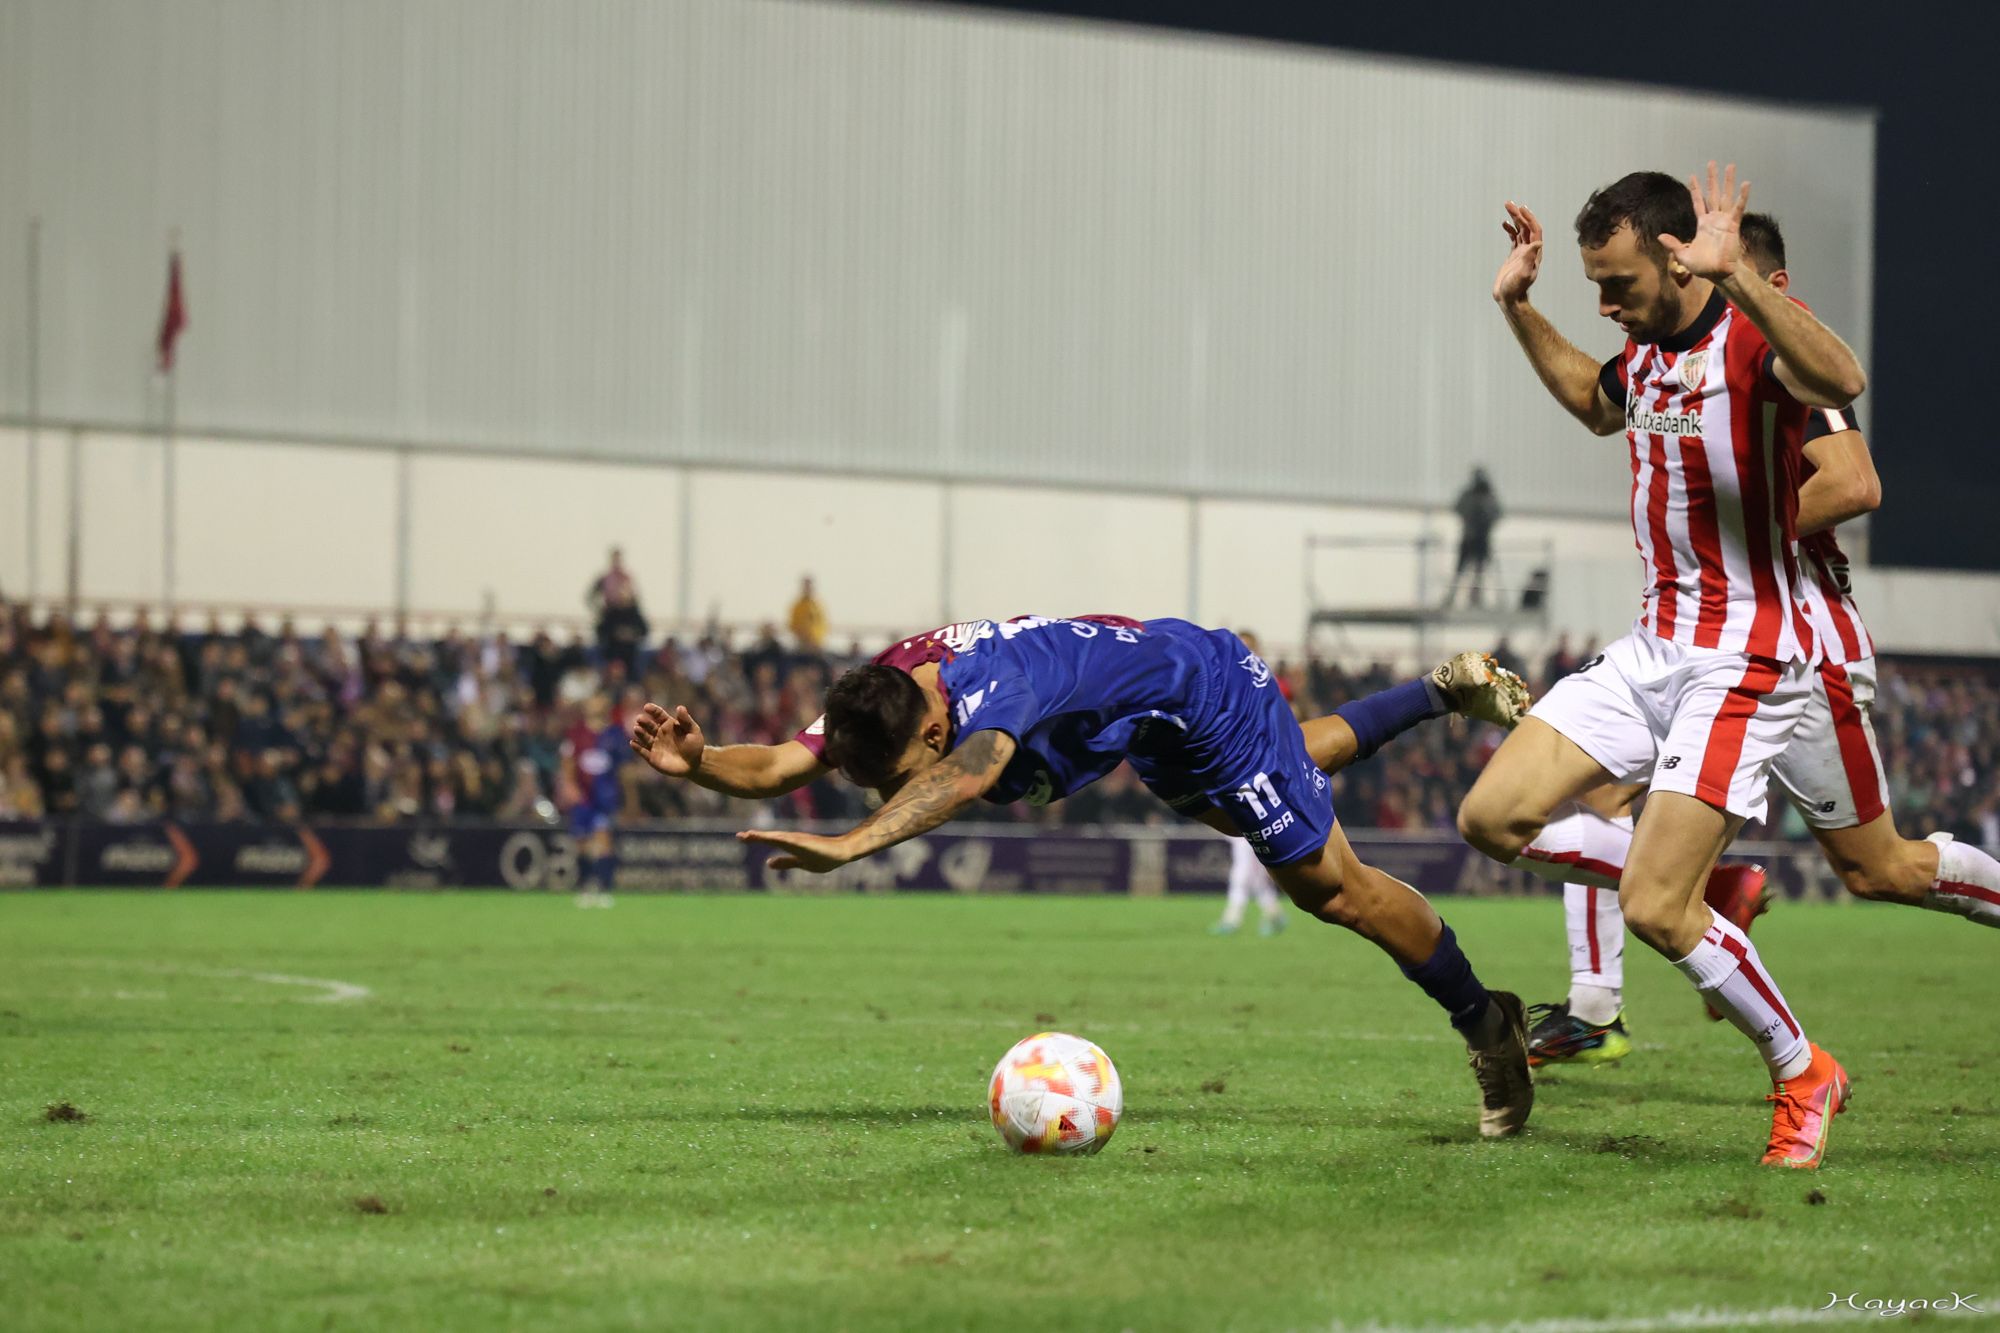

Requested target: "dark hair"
[
  {"left": 1574, "top": 172, "right": 1696, "bottom": 262},
  {"left": 823, "top": 664, "right": 928, "bottom": 787},
  {"left": 1740, "top": 211, "right": 1786, "bottom": 276}
]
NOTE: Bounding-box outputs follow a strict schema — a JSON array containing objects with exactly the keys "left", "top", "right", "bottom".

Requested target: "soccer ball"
[{"left": 987, "top": 1031, "right": 1122, "bottom": 1155}]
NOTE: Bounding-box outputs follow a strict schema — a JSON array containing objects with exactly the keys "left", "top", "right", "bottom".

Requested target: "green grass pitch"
[{"left": 2, "top": 891, "right": 1995, "bottom": 1331}]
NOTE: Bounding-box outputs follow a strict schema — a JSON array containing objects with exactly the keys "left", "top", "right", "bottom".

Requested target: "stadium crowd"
[{"left": 2, "top": 600, "right": 1996, "bottom": 845}]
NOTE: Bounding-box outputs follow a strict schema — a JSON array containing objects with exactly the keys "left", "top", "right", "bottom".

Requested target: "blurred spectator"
[
  {"left": 37, "top": 745, "right": 79, "bottom": 817},
  {"left": 596, "top": 592, "right": 649, "bottom": 679},
  {"left": 496, "top": 759, "right": 550, "bottom": 822},
  {"left": 1543, "top": 634, "right": 1581, "bottom": 684},
  {"left": 788, "top": 577, "right": 828, "bottom": 652},
  {"left": 586, "top": 549, "right": 649, "bottom": 675},
  {"left": 586, "top": 547, "right": 637, "bottom": 615},
  {"left": 246, "top": 749, "right": 302, "bottom": 823},
  {"left": 0, "top": 755, "right": 43, "bottom": 818},
  {"left": 1443, "top": 467, "right": 1502, "bottom": 609},
  {"left": 77, "top": 743, "right": 120, "bottom": 819},
  {"left": 4, "top": 593, "right": 1998, "bottom": 843}
]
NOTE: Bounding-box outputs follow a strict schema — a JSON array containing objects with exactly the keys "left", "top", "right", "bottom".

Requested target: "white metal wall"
[
  {"left": 11, "top": 427, "right": 1994, "bottom": 660},
  {"left": 0, "top": 0, "right": 1874, "bottom": 514}
]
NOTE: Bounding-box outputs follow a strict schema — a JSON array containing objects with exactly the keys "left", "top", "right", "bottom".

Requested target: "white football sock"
[
  {"left": 1925, "top": 833, "right": 2000, "bottom": 928},
  {"left": 1563, "top": 882, "right": 1625, "bottom": 1024},
  {"left": 1220, "top": 838, "right": 1261, "bottom": 927},
  {"left": 1251, "top": 870, "right": 1286, "bottom": 923},
  {"left": 1671, "top": 908, "right": 1811, "bottom": 1081},
  {"left": 1560, "top": 876, "right": 1624, "bottom": 1000},
  {"left": 1514, "top": 803, "right": 1632, "bottom": 889}
]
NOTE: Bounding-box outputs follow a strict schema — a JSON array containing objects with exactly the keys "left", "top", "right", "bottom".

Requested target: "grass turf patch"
[{"left": 1, "top": 891, "right": 1995, "bottom": 1331}]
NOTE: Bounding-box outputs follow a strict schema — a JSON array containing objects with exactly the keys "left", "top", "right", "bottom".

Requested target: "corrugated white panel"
[
  {"left": 0, "top": 4, "right": 28, "bottom": 416},
  {"left": 0, "top": 0, "right": 1874, "bottom": 516},
  {"left": 0, "top": 428, "right": 30, "bottom": 594}
]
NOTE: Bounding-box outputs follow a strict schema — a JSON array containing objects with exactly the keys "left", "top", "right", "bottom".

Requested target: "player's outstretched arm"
[
  {"left": 1797, "top": 428, "right": 1881, "bottom": 537},
  {"left": 1493, "top": 202, "right": 1624, "bottom": 437},
  {"left": 1663, "top": 162, "right": 1866, "bottom": 408},
  {"left": 739, "top": 730, "right": 1018, "bottom": 873},
  {"left": 628, "top": 702, "right": 827, "bottom": 799}
]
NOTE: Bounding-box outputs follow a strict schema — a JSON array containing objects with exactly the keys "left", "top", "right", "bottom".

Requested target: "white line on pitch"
[
  {"left": 1325, "top": 1301, "right": 1989, "bottom": 1332},
  {"left": 55, "top": 958, "right": 373, "bottom": 1003},
  {"left": 219, "top": 970, "right": 372, "bottom": 1003}
]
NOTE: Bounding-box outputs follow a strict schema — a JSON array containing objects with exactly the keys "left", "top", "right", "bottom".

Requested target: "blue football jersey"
[
  {"left": 574, "top": 723, "right": 626, "bottom": 813},
  {"left": 936, "top": 617, "right": 1219, "bottom": 806}
]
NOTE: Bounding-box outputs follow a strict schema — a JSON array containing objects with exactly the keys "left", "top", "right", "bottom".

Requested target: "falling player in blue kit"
[
  {"left": 717, "top": 615, "right": 1536, "bottom": 1138},
  {"left": 563, "top": 694, "right": 626, "bottom": 908}
]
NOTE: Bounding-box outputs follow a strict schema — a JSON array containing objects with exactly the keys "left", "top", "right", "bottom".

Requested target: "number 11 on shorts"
[{"left": 1237, "top": 773, "right": 1283, "bottom": 819}]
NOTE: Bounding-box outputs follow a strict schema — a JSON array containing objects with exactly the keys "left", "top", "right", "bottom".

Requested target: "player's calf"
[
  {"left": 1812, "top": 814, "right": 1933, "bottom": 905},
  {"left": 1810, "top": 816, "right": 2000, "bottom": 924},
  {"left": 1273, "top": 839, "right": 1438, "bottom": 963}
]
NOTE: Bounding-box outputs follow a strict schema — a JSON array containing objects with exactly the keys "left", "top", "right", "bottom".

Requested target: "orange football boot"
[{"left": 1761, "top": 1042, "right": 1850, "bottom": 1169}]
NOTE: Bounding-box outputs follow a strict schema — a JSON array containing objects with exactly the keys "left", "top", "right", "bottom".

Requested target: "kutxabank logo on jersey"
[{"left": 1627, "top": 399, "right": 1704, "bottom": 437}]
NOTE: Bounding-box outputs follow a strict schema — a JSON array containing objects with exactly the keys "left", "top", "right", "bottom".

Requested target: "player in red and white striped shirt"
[
  {"left": 1458, "top": 165, "right": 1869, "bottom": 1168},
  {"left": 1760, "top": 209, "right": 1997, "bottom": 925},
  {"left": 1524, "top": 216, "right": 2000, "bottom": 1068}
]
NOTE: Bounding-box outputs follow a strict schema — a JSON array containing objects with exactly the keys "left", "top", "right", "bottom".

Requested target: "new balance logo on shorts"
[{"left": 1661, "top": 755, "right": 1681, "bottom": 770}]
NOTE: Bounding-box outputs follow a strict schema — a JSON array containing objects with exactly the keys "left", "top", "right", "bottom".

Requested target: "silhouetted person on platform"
[{"left": 1444, "top": 468, "right": 1502, "bottom": 608}]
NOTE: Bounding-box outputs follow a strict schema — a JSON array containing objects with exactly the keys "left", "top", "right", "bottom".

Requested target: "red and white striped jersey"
[
  {"left": 1798, "top": 403, "right": 1875, "bottom": 666},
  {"left": 1598, "top": 291, "right": 1819, "bottom": 663}
]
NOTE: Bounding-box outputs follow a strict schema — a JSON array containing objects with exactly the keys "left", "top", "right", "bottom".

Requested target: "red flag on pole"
[{"left": 156, "top": 250, "right": 187, "bottom": 373}]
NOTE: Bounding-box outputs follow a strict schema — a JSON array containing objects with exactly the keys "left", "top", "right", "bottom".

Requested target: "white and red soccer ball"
[{"left": 987, "top": 1032, "right": 1122, "bottom": 1155}]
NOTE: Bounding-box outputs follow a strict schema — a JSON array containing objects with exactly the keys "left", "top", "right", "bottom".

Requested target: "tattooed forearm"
[{"left": 844, "top": 731, "right": 1014, "bottom": 858}]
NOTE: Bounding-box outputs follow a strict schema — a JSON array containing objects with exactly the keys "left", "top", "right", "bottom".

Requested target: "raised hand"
[
  {"left": 1659, "top": 161, "right": 1748, "bottom": 281},
  {"left": 1493, "top": 202, "right": 1545, "bottom": 304},
  {"left": 739, "top": 828, "right": 853, "bottom": 874},
  {"left": 628, "top": 702, "right": 706, "bottom": 777}
]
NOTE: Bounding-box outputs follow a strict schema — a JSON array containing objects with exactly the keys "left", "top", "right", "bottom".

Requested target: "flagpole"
[
  {"left": 164, "top": 363, "right": 177, "bottom": 611},
  {"left": 162, "top": 230, "right": 180, "bottom": 614},
  {"left": 65, "top": 425, "right": 81, "bottom": 616},
  {"left": 25, "top": 216, "right": 40, "bottom": 601}
]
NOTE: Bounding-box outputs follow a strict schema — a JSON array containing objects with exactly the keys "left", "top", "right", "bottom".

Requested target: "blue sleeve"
[{"left": 947, "top": 660, "right": 1041, "bottom": 745}]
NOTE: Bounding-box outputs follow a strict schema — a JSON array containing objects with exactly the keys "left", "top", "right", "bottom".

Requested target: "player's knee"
[
  {"left": 1284, "top": 878, "right": 1365, "bottom": 930},
  {"left": 1616, "top": 881, "right": 1687, "bottom": 953},
  {"left": 1456, "top": 786, "right": 1532, "bottom": 862},
  {"left": 1273, "top": 850, "right": 1351, "bottom": 923},
  {"left": 1309, "top": 891, "right": 1367, "bottom": 931}
]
